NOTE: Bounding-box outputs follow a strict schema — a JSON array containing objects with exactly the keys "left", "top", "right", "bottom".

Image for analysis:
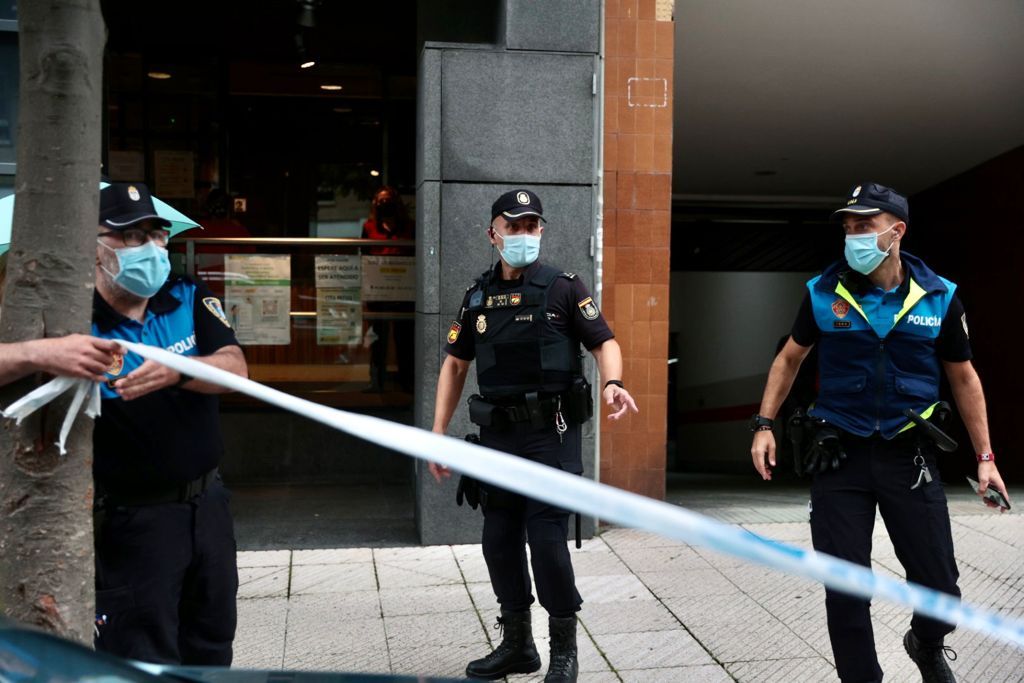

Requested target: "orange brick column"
[{"left": 599, "top": 0, "right": 673, "bottom": 500}]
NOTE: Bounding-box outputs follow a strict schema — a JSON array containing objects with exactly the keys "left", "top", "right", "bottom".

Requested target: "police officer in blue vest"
[
  {"left": 89, "top": 183, "right": 248, "bottom": 664},
  {"left": 429, "top": 189, "right": 638, "bottom": 683},
  {"left": 750, "top": 183, "right": 1010, "bottom": 683}
]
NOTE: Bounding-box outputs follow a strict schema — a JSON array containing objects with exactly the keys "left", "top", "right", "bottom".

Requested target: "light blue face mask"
[
  {"left": 498, "top": 233, "right": 541, "bottom": 268},
  {"left": 844, "top": 224, "right": 897, "bottom": 275},
  {"left": 99, "top": 239, "right": 171, "bottom": 298}
]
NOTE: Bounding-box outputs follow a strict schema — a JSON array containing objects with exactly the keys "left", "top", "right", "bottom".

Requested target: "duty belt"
[{"left": 95, "top": 468, "right": 219, "bottom": 509}]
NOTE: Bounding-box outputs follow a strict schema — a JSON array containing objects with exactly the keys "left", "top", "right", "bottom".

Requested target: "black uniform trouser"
[
  {"left": 479, "top": 421, "right": 583, "bottom": 619},
  {"left": 94, "top": 480, "right": 239, "bottom": 665},
  {"left": 810, "top": 432, "right": 960, "bottom": 683}
]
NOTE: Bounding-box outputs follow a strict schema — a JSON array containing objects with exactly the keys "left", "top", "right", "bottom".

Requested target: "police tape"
[{"left": 19, "top": 339, "right": 1024, "bottom": 648}]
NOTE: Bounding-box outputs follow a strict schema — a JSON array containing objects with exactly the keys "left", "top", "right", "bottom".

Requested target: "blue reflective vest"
[{"left": 806, "top": 253, "right": 956, "bottom": 438}]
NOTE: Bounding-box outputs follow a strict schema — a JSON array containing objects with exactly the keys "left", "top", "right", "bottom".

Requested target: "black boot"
[
  {"left": 544, "top": 616, "right": 579, "bottom": 683},
  {"left": 903, "top": 629, "right": 957, "bottom": 683},
  {"left": 465, "top": 610, "right": 541, "bottom": 680}
]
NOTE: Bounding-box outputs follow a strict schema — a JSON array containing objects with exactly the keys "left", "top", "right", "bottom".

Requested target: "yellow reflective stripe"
[
  {"left": 897, "top": 401, "right": 939, "bottom": 434},
  {"left": 891, "top": 278, "right": 927, "bottom": 331},
  {"left": 834, "top": 282, "right": 869, "bottom": 322}
]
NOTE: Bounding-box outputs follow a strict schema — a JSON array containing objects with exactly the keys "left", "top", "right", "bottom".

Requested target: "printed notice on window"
[
  {"left": 361, "top": 255, "right": 415, "bottom": 302},
  {"left": 315, "top": 255, "right": 362, "bottom": 345},
  {"left": 224, "top": 254, "right": 292, "bottom": 345}
]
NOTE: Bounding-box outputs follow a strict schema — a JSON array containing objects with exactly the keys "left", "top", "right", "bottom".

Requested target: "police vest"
[
  {"left": 807, "top": 254, "right": 956, "bottom": 438},
  {"left": 467, "top": 264, "right": 582, "bottom": 398}
]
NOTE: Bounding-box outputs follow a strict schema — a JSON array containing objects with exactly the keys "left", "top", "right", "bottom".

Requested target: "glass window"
[{"left": 0, "top": 32, "right": 17, "bottom": 168}]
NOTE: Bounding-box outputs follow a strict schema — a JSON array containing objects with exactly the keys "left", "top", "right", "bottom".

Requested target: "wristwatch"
[{"left": 749, "top": 414, "right": 774, "bottom": 432}]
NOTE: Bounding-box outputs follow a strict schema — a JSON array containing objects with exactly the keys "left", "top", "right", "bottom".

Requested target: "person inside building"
[
  {"left": 1, "top": 182, "right": 248, "bottom": 665},
  {"left": 428, "top": 189, "right": 638, "bottom": 683},
  {"left": 749, "top": 182, "right": 1010, "bottom": 683},
  {"left": 361, "top": 185, "right": 414, "bottom": 392}
]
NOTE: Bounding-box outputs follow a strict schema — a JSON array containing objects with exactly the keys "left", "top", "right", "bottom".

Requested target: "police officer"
[
  {"left": 750, "top": 183, "right": 1010, "bottom": 683},
  {"left": 429, "top": 189, "right": 638, "bottom": 682},
  {"left": 90, "top": 182, "right": 247, "bottom": 664}
]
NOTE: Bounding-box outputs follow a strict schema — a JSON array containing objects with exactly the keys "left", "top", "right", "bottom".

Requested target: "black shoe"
[
  {"left": 465, "top": 610, "right": 541, "bottom": 680},
  {"left": 903, "top": 630, "right": 957, "bottom": 683},
  {"left": 545, "top": 616, "right": 579, "bottom": 683}
]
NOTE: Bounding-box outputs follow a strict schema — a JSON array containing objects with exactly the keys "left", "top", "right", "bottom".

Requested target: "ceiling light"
[
  {"left": 147, "top": 71, "right": 172, "bottom": 80},
  {"left": 320, "top": 84, "right": 342, "bottom": 91},
  {"left": 369, "top": 170, "right": 380, "bottom": 177},
  {"left": 300, "top": 60, "right": 316, "bottom": 69},
  {"left": 332, "top": 107, "right": 353, "bottom": 113}
]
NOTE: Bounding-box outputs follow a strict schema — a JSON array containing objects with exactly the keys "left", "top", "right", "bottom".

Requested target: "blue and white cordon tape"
[{"left": 6, "top": 339, "right": 1023, "bottom": 649}]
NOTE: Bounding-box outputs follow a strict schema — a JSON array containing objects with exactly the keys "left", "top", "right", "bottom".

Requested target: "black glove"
[{"left": 804, "top": 422, "right": 847, "bottom": 475}]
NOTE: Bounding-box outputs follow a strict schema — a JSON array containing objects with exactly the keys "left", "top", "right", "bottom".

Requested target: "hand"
[
  {"left": 428, "top": 427, "right": 452, "bottom": 483},
  {"left": 428, "top": 461, "right": 451, "bottom": 483},
  {"left": 25, "top": 335, "right": 122, "bottom": 382},
  {"left": 977, "top": 461, "right": 1011, "bottom": 512},
  {"left": 604, "top": 384, "right": 639, "bottom": 420},
  {"left": 751, "top": 429, "right": 776, "bottom": 481},
  {"left": 112, "top": 359, "right": 183, "bottom": 400}
]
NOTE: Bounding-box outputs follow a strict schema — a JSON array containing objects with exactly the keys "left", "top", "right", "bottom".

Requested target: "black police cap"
[
  {"left": 831, "top": 182, "right": 909, "bottom": 224},
  {"left": 491, "top": 189, "right": 545, "bottom": 223},
  {"left": 99, "top": 182, "right": 171, "bottom": 230}
]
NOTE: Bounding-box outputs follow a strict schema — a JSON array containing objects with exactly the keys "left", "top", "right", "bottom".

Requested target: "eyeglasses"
[{"left": 98, "top": 228, "right": 170, "bottom": 247}]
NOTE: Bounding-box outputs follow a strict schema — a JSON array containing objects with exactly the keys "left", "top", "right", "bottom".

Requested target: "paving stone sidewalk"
[{"left": 234, "top": 489, "right": 1023, "bottom": 681}]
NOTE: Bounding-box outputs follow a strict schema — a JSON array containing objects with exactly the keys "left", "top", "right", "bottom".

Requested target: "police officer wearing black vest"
[
  {"left": 750, "top": 183, "right": 1010, "bottom": 683},
  {"left": 429, "top": 189, "right": 638, "bottom": 682}
]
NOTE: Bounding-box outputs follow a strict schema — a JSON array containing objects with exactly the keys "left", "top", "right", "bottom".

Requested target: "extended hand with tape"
[{"left": 804, "top": 424, "right": 847, "bottom": 475}]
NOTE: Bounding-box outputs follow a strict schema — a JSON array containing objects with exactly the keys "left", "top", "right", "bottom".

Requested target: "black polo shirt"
[{"left": 92, "top": 276, "right": 240, "bottom": 494}]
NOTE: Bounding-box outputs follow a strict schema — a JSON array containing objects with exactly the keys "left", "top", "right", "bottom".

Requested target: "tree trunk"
[{"left": 0, "top": 0, "right": 106, "bottom": 642}]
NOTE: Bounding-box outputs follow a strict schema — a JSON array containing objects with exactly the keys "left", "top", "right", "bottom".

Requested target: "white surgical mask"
[
  {"left": 498, "top": 233, "right": 541, "bottom": 268},
  {"left": 844, "top": 224, "right": 897, "bottom": 275}
]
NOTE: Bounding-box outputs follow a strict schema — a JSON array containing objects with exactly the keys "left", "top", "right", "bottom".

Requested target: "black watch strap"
[
  {"left": 750, "top": 414, "right": 774, "bottom": 432},
  {"left": 604, "top": 379, "right": 624, "bottom": 390}
]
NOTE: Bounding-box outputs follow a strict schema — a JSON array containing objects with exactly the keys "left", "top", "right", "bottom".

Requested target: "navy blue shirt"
[{"left": 92, "top": 276, "right": 240, "bottom": 493}]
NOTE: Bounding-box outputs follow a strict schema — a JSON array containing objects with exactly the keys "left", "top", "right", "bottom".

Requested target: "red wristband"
[{"left": 976, "top": 452, "right": 995, "bottom": 463}]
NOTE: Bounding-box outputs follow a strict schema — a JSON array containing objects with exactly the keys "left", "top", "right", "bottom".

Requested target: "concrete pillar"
[{"left": 415, "top": 1, "right": 602, "bottom": 545}]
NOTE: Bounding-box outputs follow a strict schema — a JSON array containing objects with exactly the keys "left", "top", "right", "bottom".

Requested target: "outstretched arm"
[
  {"left": 944, "top": 359, "right": 1010, "bottom": 509},
  {"left": 0, "top": 334, "right": 122, "bottom": 385},
  {"left": 429, "top": 353, "right": 472, "bottom": 482},
  {"left": 590, "top": 339, "right": 639, "bottom": 420}
]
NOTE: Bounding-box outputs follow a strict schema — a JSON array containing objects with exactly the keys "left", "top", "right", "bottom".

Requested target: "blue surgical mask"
[
  {"left": 844, "top": 224, "right": 897, "bottom": 275},
  {"left": 99, "top": 239, "right": 171, "bottom": 298},
  {"left": 498, "top": 233, "right": 541, "bottom": 268}
]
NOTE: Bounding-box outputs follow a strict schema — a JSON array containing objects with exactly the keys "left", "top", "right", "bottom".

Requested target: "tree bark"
[{"left": 0, "top": 0, "right": 105, "bottom": 642}]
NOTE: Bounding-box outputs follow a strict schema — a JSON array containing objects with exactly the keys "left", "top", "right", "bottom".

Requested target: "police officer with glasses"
[
  {"left": 91, "top": 182, "right": 247, "bottom": 664},
  {"left": 430, "top": 189, "right": 638, "bottom": 683},
  {"left": 750, "top": 182, "right": 1010, "bottom": 683}
]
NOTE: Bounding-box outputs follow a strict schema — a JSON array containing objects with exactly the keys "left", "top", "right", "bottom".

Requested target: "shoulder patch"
[
  {"left": 577, "top": 296, "right": 599, "bottom": 321},
  {"left": 447, "top": 321, "right": 462, "bottom": 344},
  {"left": 469, "top": 290, "right": 483, "bottom": 308},
  {"left": 203, "top": 297, "right": 233, "bottom": 328}
]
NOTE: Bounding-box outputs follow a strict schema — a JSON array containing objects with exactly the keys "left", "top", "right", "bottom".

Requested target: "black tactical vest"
[{"left": 467, "top": 264, "right": 582, "bottom": 398}]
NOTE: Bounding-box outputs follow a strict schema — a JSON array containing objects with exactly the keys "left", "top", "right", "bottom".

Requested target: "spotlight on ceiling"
[
  {"left": 147, "top": 71, "right": 172, "bottom": 80},
  {"left": 300, "top": 60, "right": 316, "bottom": 69},
  {"left": 320, "top": 84, "right": 342, "bottom": 91}
]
